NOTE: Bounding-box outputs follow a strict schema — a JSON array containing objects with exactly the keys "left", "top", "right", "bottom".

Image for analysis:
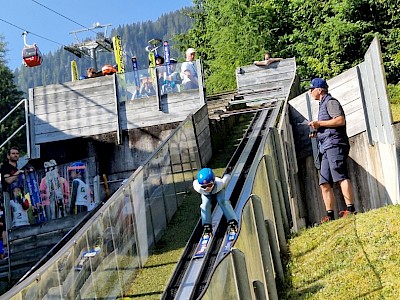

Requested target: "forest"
[
  {"left": 1, "top": 0, "right": 400, "bottom": 157},
  {"left": 176, "top": 0, "right": 400, "bottom": 93},
  {"left": 12, "top": 8, "right": 193, "bottom": 96}
]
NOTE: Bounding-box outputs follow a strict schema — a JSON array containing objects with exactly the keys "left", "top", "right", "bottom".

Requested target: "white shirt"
[
  {"left": 193, "top": 174, "right": 231, "bottom": 195},
  {"left": 181, "top": 61, "right": 198, "bottom": 84},
  {"left": 73, "top": 178, "right": 89, "bottom": 207},
  {"left": 10, "top": 199, "right": 29, "bottom": 227}
]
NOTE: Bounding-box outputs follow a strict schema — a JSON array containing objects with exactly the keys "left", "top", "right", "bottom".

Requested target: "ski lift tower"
[{"left": 64, "top": 22, "right": 113, "bottom": 70}]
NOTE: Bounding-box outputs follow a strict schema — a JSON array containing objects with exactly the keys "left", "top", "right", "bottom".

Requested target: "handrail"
[{"left": 0, "top": 98, "right": 30, "bottom": 157}]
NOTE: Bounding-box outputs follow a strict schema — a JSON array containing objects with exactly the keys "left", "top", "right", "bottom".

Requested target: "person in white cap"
[{"left": 181, "top": 48, "right": 199, "bottom": 90}]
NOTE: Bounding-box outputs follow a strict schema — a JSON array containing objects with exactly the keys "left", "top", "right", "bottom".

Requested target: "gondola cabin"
[{"left": 22, "top": 44, "right": 43, "bottom": 67}]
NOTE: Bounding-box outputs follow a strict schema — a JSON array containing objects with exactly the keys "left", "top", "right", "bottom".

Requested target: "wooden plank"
[
  {"left": 35, "top": 123, "right": 118, "bottom": 143},
  {"left": 32, "top": 76, "right": 114, "bottom": 96},
  {"left": 35, "top": 114, "right": 116, "bottom": 135},
  {"left": 8, "top": 214, "right": 86, "bottom": 240},
  {"left": 34, "top": 93, "right": 115, "bottom": 114},
  {"left": 10, "top": 231, "right": 67, "bottom": 254},
  {"left": 34, "top": 105, "right": 117, "bottom": 127}
]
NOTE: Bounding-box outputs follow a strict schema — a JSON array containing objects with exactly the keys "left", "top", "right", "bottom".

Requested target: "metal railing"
[{"left": 0, "top": 98, "right": 30, "bottom": 157}]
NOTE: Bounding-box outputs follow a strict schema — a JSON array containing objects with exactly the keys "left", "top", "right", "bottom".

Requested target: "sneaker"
[
  {"left": 203, "top": 224, "right": 212, "bottom": 235},
  {"left": 339, "top": 210, "right": 356, "bottom": 218},
  {"left": 320, "top": 215, "right": 333, "bottom": 224}
]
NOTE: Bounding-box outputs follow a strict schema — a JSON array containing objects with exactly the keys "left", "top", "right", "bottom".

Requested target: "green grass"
[
  {"left": 121, "top": 114, "right": 253, "bottom": 299},
  {"left": 282, "top": 205, "right": 400, "bottom": 299},
  {"left": 390, "top": 103, "right": 400, "bottom": 123},
  {"left": 388, "top": 83, "right": 400, "bottom": 122},
  {"left": 120, "top": 103, "right": 400, "bottom": 299}
]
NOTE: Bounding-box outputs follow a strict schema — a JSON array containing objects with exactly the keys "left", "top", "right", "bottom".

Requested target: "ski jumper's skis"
[
  {"left": 24, "top": 166, "right": 46, "bottom": 223},
  {"left": 75, "top": 246, "right": 101, "bottom": 271},
  {"left": 222, "top": 224, "right": 238, "bottom": 255},
  {"left": 194, "top": 231, "right": 212, "bottom": 258}
]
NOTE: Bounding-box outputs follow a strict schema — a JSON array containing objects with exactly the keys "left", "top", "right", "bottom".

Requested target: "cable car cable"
[
  {"left": 0, "top": 17, "right": 64, "bottom": 46},
  {"left": 31, "top": 0, "right": 98, "bottom": 35},
  {"left": 0, "top": 17, "right": 93, "bottom": 67}
]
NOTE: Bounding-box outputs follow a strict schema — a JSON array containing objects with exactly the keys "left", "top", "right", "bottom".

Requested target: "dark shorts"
[{"left": 319, "top": 146, "right": 350, "bottom": 186}]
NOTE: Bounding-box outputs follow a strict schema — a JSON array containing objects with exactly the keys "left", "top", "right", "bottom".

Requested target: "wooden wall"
[
  {"left": 289, "top": 66, "right": 366, "bottom": 159},
  {"left": 235, "top": 58, "right": 297, "bottom": 103},
  {"left": 29, "top": 69, "right": 205, "bottom": 159},
  {"left": 288, "top": 37, "right": 400, "bottom": 224}
]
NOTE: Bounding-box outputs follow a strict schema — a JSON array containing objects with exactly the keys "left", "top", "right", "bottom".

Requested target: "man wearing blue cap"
[{"left": 308, "top": 78, "right": 355, "bottom": 223}]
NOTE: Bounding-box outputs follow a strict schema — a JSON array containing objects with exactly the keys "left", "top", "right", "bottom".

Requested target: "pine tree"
[{"left": 0, "top": 36, "right": 25, "bottom": 159}]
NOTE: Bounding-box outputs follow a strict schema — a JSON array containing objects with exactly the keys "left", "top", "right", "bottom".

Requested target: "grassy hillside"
[{"left": 283, "top": 205, "right": 400, "bottom": 299}]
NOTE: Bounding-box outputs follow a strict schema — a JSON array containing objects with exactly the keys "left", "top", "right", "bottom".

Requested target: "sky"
[{"left": 1, "top": 0, "right": 193, "bottom": 70}]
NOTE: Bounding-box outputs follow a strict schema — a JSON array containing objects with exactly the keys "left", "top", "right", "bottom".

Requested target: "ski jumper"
[{"left": 193, "top": 174, "right": 237, "bottom": 225}]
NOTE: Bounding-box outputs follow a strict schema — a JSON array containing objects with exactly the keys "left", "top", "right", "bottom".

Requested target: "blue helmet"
[
  {"left": 197, "top": 168, "right": 215, "bottom": 185},
  {"left": 68, "top": 162, "right": 86, "bottom": 174}
]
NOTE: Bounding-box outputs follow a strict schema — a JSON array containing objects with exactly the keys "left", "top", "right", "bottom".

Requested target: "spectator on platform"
[
  {"left": 69, "top": 162, "right": 89, "bottom": 214},
  {"left": 137, "top": 74, "right": 156, "bottom": 97},
  {"left": 254, "top": 52, "right": 283, "bottom": 66},
  {"left": 87, "top": 67, "right": 98, "bottom": 78},
  {"left": 0, "top": 147, "right": 23, "bottom": 194},
  {"left": 181, "top": 48, "right": 199, "bottom": 90},
  {"left": 162, "top": 58, "right": 182, "bottom": 93},
  {"left": 9, "top": 183, "right": 30, "bottom": 228}
]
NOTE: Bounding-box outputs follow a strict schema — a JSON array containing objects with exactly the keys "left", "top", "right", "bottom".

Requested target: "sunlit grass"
[
  {"left": 282, "top": 205, "right": 400, "bottom": 299},
  {"left": 390, "top": 103, "right": 400, "bottom": 123}
]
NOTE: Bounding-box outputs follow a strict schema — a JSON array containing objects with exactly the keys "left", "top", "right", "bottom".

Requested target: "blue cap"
[{"left": 310, "top": 78, "right": 328, "bottom": 89}]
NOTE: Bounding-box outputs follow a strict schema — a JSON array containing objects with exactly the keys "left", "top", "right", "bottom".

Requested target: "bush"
[{"left": 387, "top": 83, "right": 400, "bottom": 104}]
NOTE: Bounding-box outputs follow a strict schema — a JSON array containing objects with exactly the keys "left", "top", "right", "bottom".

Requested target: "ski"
[
  {"left": 112, "top": 35, "right": 125, "bottom": 74},
  {"left": 162, "top": 40, "right": 173, "bottom": 94},
  {"left": 71, "top": 60, "right": 78, "bottom": 81},
  {"left": 131, "top": 56, "right": 140, "bottom": 98},
  {"left": 194, "top": 231, "right": 212, "bottom": 259},
  {"left": 163, "top": 41, "right": 171, "bottom": 76},
  {"left": 24, "top": 165, "right": 46, "bottom": 224},
  {"left": 222, "top": 225, "right": 238, "bottom": 255},
  {"left": 75, "top": 246, "right": 101, "bottom": 271},
  {"left": 112, "top": 35, "right": 127, "bottom": 101}
]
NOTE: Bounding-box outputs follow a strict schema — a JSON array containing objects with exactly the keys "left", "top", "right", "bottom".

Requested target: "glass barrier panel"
[
  {"left": 144, "top": 148, "right": 169, "bottom": 242},
  {"left": 120, "top": 61, "right": 200, "bottom": 102},
  {"left": 3, "top": 112, "right": 202, "bottom": 299},
  {"left": 129, "top": 170, "right": 151, "bottom": 266}
]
